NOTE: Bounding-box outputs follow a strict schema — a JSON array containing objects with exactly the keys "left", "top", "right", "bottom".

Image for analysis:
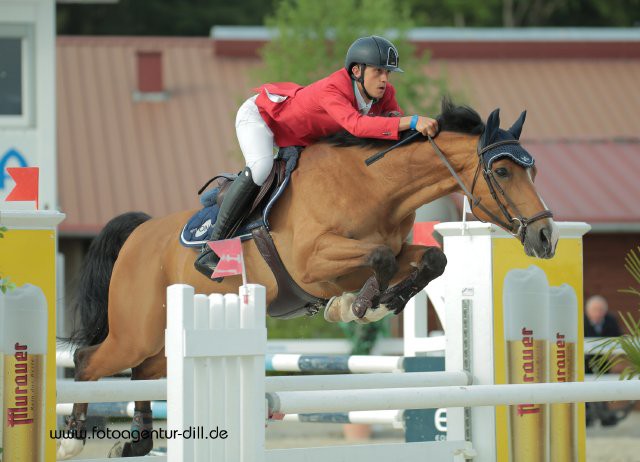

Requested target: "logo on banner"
[{"left": 1, "top": 148, "right": 29, "bottom": 190}]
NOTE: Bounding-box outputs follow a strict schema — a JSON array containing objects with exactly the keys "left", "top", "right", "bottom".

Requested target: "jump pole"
[{"left": 267, "top": 380, "right": 640, "bottom": 415}]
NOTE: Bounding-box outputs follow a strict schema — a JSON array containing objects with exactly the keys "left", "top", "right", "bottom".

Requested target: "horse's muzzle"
[{"left": 523, "top": 220, "right": 558, "bottom": 259}]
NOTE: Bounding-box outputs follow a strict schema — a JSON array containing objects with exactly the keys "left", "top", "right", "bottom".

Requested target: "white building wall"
[{"left": 0, "top": 0, "right": 56, "bottom": 210}]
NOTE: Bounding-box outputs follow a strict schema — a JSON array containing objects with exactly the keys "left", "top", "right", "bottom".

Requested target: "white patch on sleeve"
[{"left": 265, "top": 89, "right": 287, "bottom": 103}]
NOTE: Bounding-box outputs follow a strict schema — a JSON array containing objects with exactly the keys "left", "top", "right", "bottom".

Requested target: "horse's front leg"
[
  {"left": 325, "top": 244, "right": 446, "bottom": 324},
  {"left": 379, "top": 244, "right": 447, "bottom": 315},
  {"left": 323, "top": 245, "right": 398, "bottom": 323},
  {"left": 350, "top": 245, "right": 399, "bottom": 318},
  {"left": 300, "top": 233, "right": 398, "bottom": 322}
]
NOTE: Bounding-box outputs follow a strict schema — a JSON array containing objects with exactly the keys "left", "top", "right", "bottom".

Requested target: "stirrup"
[{"left": 194, "top": 246, "right": 222, "bottom": 281}]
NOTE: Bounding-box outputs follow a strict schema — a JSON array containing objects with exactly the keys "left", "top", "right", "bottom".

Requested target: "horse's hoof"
[
  {"left": 324, "top": 296, "right": 341, "bottom": 322},
  {"left": 324, "top": 293, "right": 358, "bottom": 323},
  {"left": 351, "top": 298, "right": 370, "bottom": 318},
  {"left": 108, "top": 441, "right": 126, "bottom": 458},
  {"left": 56, "top": 438, "right": 85, "bottom": 460},
  {"left": 360, "top": 306, "right": 393, "bottom": 323},
  {"left": 421, "top": 247, "right": 447, "bottom": 276}
]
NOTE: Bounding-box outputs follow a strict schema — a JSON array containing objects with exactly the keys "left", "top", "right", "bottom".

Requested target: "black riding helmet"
[
  {"left": 345, "top": 36, "right": 403, "bottom": 100},
  {"left": 345, "top": 36, "right": 404, "bottom": 74}
]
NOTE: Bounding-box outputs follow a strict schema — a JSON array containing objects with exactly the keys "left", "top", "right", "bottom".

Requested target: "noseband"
[{"left": 427, "top": 135, "right": 553, "bottom": 242}]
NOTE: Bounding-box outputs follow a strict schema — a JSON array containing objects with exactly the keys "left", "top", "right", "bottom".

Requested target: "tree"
[
  {"left": 57, "top": 0, "right": 275, "bottom": 36},
  {"left": 258, "top": 0, "right": 447, "bottom": 115},
  {"left": 402, "top": 0, "right": 640, "bottom": 27},
  {"left": 259, "top": 0, "right": 449, "bottom": 351},
  {"left": 402, "top": 0, "right": 500, "bottom": 27}
]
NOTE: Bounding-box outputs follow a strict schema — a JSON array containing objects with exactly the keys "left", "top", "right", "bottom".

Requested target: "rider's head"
[{"left": 345, "top": 36, "right": 403, "bottom": 101}]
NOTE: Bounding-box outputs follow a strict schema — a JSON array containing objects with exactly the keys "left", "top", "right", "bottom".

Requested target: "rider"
[{"left": 195, "top": 35, "right": 439, "bottom": 278}]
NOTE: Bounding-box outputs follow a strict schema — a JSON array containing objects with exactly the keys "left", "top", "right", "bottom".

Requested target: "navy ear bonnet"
[{"left": 480, "top": 109, "right": 535, "bottom": 169}]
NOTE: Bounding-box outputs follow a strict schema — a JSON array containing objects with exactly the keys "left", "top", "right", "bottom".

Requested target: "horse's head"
[{"left": 464, "top": 107, "right": 558, "bottom": 258}]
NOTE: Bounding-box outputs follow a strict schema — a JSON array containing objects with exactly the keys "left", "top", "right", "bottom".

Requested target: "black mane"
[{"left": 323, "top": 97, "right": 485, "bottom": 148}]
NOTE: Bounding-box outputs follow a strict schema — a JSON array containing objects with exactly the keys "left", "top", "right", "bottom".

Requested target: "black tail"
[{"left": 67, "top": 211, "right": 151, "bottom": 347}]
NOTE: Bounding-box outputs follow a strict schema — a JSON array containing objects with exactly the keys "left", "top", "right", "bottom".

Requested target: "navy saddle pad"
[
  {"left": 180, "top": 204, "right": 220, "bottom": 248},
  {"left": 180, "top": 146, "right": 302, "bottom": 248}
]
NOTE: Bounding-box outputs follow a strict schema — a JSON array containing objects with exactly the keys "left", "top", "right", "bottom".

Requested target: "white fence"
[{"left": 55, "top": 283, "right": 640, "bottom": 462}]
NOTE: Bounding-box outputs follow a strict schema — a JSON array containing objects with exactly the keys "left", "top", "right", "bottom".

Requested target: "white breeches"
[{"left": 235, "top": 95, "right": 276, "bottom": 186}]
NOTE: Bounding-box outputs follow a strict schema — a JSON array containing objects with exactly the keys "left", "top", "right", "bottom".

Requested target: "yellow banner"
[
  {"left": 492, "top": 237, "right": 585, "bottom": 462},
  {"left": 1, "top": 229, "right": 57, "bottom": 461}
]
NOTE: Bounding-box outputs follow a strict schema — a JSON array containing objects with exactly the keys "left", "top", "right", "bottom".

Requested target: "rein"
[
  {"left": 364, "top": 131, "right": 423, "bottom": 166},
  {"left": 364, "top": 132, "right": 553, "bottom": 242}
]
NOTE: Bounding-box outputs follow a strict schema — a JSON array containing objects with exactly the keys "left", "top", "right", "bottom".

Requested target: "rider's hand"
[{"left": 416, "top": 116, "right": 439, "bottom": 137}]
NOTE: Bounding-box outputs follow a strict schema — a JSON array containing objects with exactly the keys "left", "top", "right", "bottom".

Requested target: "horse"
[{"left": 57, "top": 99, "right": 557, "bottom": 459}]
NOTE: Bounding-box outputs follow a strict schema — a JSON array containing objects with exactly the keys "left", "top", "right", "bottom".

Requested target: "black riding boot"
[{"left": 194, "top": 167, "right": 259, "bottom": 278}]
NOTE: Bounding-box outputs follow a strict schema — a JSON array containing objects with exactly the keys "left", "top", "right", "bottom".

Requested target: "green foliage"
[
  {"left": 402, "top": 0, "right": 500, "bottom": 27},
  {"left": 57, "top": 0, "right": 276, "bottom": 36},
  {"left": 56, "top": 0, "right": 640, "bottom": 36},
  {"left": 266, "top": 312, "right": 344, "bottom": 339},
  {"left": 0, "top": 277, "right": 16, "bottom": 295},
  {"left": 590, "top": 246, "right": 640, "bottom": 380},
  {"left": 402, "top": 0, "right": 640, "bottom": 27},
  {"left": 258, "top": 0, "right": 447, "bottom": 115},
  {"left": 339, "top": 319, "right": 390, "bottom": 355},
  {"left": 0, "top": 226, "right": 15, "bottom": 294},
  {"left": 620, "top": 245, "right": 640, "bottom": 301},
  {"left": 266, "top": 310, "right": 390, "bottom": 356}
]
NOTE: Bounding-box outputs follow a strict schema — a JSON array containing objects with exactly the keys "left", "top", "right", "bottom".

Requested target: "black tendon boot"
[{"left": 194, "top": 167, "right": 259, "bottom": 278}]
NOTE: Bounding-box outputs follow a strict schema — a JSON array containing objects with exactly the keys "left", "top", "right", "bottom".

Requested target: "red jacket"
[{"left": 253, "top": 68, "right": 403, "bottom": 147}]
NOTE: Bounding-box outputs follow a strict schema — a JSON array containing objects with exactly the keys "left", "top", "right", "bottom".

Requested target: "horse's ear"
[
  {"left": 481, "top": 108, "right": 501, "bottom": 147},
  {"left": 508, "top": 110, "right": 527, "bottom": 140}
]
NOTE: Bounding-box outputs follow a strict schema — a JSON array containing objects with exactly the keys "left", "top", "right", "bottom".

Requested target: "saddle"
[{"left": 181, "top": 146, "right": 327, "bottom": 319}]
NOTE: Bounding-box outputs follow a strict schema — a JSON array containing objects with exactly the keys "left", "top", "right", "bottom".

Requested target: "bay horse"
[{"left": 58, "top": 99, "right": 557, "bottom": 459}]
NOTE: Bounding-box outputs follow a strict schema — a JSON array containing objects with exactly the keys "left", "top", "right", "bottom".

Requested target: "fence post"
[
  {"left": 239, "top": 284, "right": 267, "bottom": 462},
  {"left": 166, "top": 284, "right": 197, "bottom": 461},
  {"left": 166, "top": 284, "right": 267, "bottom": 462}
]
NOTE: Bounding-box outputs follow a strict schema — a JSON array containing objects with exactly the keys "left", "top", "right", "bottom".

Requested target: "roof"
[
  {"left": 57, "top": 36, "right": 249, "bottom": 234},
  {"left": 527, "top": 140, "right": 640, "bottom": 226},
  {"left": 212, "top": 26, "right": 640, "bottom": 59},
  {"left": 55, "top": 31, "right": 640, "bottom": 235},
  {"left": 212, "top": 26, "right": 640, "bottom": 42}
]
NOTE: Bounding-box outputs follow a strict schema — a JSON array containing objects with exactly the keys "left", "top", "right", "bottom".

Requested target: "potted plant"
[{"left": 589, "top": 246, "right": 640, "bottom": 424}]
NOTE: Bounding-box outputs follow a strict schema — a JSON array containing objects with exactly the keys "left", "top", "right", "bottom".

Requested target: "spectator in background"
[
  {"left": 584, "top": 294, "right": 622, "bottom": 426},
  {"left": 584, "top": 295, "right": 622, "bottom": 339}
]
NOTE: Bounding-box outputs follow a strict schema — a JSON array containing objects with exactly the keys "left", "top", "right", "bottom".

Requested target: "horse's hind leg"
[
  {"left": 56, "top": 344, "right": 100, "bottom": 460},
  {"left": 108, "top": 352, "right": 166, "bottom": 458},
  {"left": 57, "top": 337, "right": 162, "bottom": 460}
]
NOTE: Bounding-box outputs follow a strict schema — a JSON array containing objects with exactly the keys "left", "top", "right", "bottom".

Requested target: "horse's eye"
[{"left": 494, "top": 167, "right": 509, "bottom": 178}]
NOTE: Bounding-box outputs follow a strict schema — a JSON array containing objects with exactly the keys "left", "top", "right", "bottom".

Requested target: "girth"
[{"left": 252, "top": 226, "right": 327, "bottom": 319}]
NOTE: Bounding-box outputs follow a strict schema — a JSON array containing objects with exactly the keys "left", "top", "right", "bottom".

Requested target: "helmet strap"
[{"left": 357, "top": 64, "right": 377, "bottom": 103}]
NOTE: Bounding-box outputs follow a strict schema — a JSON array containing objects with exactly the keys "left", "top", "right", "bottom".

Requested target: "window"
[
  {"left": 0, "top": 25, "right": 33, "bottom": 126},
  {"left": 0, "top": 38, "right": 23, "bottom": 116}
]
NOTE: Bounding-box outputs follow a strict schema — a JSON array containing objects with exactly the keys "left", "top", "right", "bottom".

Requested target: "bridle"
[{"left": 427, "top": 135, "right": 553, "bottom": 242}]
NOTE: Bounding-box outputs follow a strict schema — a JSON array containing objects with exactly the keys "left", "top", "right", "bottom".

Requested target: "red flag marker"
[
  {"left": 5, "top": 167, "right": 39, "bottom": 209},
  {"left": 208, "top": 237, "right": 245, "bottom": 282},
  {"left": 412, "top": 221, "right": 441, "bottom": 248}
]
